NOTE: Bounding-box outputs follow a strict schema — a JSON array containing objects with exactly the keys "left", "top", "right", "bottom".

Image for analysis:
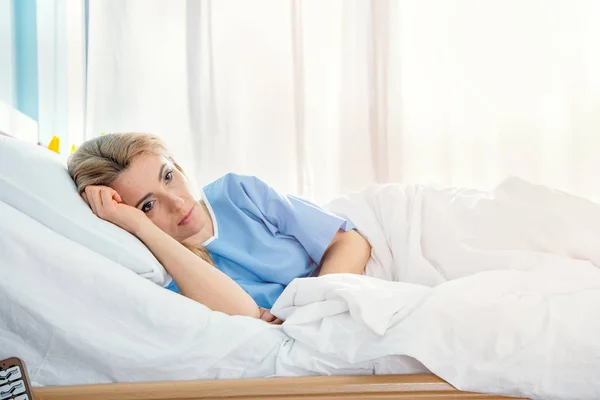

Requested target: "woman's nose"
[{"left": 169, "top": 194, "right": 185, "bottom": 211}]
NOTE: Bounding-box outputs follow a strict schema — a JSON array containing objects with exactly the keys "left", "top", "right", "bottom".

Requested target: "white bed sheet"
[{"left": 0, "top": 200, "right": 286, "bottom": 385}]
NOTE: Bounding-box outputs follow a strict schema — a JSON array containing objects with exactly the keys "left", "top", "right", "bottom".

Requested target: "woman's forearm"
[
  {"left": 319, "top": 230, "right": 371, "bottom": 276},
  {"left": 135, "top": 220, "right": 260, "bottom": 318}
]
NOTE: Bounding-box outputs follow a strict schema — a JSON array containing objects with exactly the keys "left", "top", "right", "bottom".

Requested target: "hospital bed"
[
  {"left": 0, "top": 130, "right": 527, "bottom": 400},
  {"left": 32, "top": 374, "right": 523, "bottom": 399}
]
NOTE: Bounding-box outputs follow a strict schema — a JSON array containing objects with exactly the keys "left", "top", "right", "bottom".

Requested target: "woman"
[{"left": 67, "top": 133, "right": 371, "bottom": 322}]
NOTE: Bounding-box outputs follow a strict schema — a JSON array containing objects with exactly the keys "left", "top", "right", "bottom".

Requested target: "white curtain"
[
  {"left": 87, "top": 0, "right": 600, "bottom": 204},
  {"left": 0, "top": 0, "right": 86, "bottom": 151},
  {"left": 0, "top": 0, "right": 38, "bottom": 143},
  {"left": 37, "top": 0, "right": 87, "bottom": 155}
]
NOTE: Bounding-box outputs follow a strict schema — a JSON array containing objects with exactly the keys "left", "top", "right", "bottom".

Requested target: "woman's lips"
[{"left": 178, "top": 205, "right": 194, "bottom": 226}]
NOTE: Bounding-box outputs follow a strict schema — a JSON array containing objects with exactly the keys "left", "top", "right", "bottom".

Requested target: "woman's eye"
[
  {"left": 142, "top": 201, "right": 154, "bottom": 213},
  {"left": 165, "top": 171, "right": 173, "bottom": 182}
]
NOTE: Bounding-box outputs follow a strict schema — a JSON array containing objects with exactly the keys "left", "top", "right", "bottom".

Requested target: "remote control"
[{"left": 0, "top": 358, "right": 33, "bottom": 400}]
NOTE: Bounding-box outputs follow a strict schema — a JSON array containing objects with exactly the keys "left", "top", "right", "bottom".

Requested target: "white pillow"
[{"left": 0, "top": 135, "right": 169, "bottom": 285}]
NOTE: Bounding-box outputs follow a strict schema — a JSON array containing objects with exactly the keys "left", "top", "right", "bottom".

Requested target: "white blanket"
[
  {"left": 2, "top": 177, "right": 600, "bottom": 400},
  {"left": 271, "top": 177, "right": 600, "bottom": 399}
]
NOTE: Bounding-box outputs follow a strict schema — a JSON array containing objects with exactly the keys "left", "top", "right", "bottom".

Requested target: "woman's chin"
[{"left": 179, "top": 224, "right": 204, "bottom": 244}]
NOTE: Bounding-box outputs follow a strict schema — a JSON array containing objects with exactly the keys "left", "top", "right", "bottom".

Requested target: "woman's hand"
[
  {"left": 82, "top": 185, "right": 148, "bottom": 235},
  {"left": 259, "top": 308, "right": 283, "bottom": 325}
]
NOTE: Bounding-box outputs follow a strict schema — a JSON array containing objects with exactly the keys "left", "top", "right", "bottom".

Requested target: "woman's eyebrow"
[
  {"left": 158, "top": 163, "right": 166, "bottom": 181},
  {"left": 135, "top": 193, "right": 153, "bottom": 209}
]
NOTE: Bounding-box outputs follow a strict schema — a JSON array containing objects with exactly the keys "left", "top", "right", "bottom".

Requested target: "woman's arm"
[
  {"left": 135, "top": 219, "right": 260, "bottom": 318},
  {"left": 318, "top": 230, "right": 371, "bottom": 276},
  {"left": 83, "top": 185, "right": 260, "bottom": 318}
]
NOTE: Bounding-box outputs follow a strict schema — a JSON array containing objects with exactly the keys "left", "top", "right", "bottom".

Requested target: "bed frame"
[{"left": 32, "top": 374, "right": 527, "bottom": 400}]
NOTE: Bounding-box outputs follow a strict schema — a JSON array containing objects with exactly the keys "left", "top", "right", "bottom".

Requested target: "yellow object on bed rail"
[{"left": 47, "top": 136, "right": 60, "bottom": 153}]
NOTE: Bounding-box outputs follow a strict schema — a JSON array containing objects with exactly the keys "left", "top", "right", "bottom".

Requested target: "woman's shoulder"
[
  {"left": 203, "top": 173, "right": 266, "bottom": 203},
  {"left": 202, "top": 173, "right": 273, "bottom": 220},
  {"left": 205, "top": 173, "right": 267, "bottom": 194}
]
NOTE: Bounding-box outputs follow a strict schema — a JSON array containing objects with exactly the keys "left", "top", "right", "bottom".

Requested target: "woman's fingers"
[
  {"left": 93, "top": 190, "right": 104, "bottom": 215},
  {"left": 112, "top": 190, "right": 123, "bottom": 203},
  {"left": 84, "top": 187, "right": 98, "bottom": 215},
  {"left": 100, "top": 187, "right": 115, "bottom": 208},
  {"left": 259, "top": 308, "right": 276, "bottom": 322},
  {"left": 259, "top": 309, "right": 271, "bottom": 321},
  {"left": 83, "top": 185, "right": 123, "bottom": 216},
  {"left": 100, "top": 186, "right": 122, "bottom": 203},
  {"left": 259, "top": 308, "right": 283, "bottom": 324},
  {"left": 87, "top": 186, "right": 105, "bottom": 216},
  {"left": 81, "top": 185, "right": 142, "bottom": 233}
]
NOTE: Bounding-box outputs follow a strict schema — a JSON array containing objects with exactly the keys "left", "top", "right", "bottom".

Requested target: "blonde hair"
[{"left": 67, "top": 132, "right": 213, "bottom": 265}]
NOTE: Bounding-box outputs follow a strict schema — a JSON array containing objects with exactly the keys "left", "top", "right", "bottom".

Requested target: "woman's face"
[{"left": 111, "top": 153, "right": 208, "bottom": 243}]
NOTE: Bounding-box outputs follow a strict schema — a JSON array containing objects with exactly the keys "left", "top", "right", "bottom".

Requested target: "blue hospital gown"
[{"left": 165, "top": 173, "right": 356, "bottom": 308}]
